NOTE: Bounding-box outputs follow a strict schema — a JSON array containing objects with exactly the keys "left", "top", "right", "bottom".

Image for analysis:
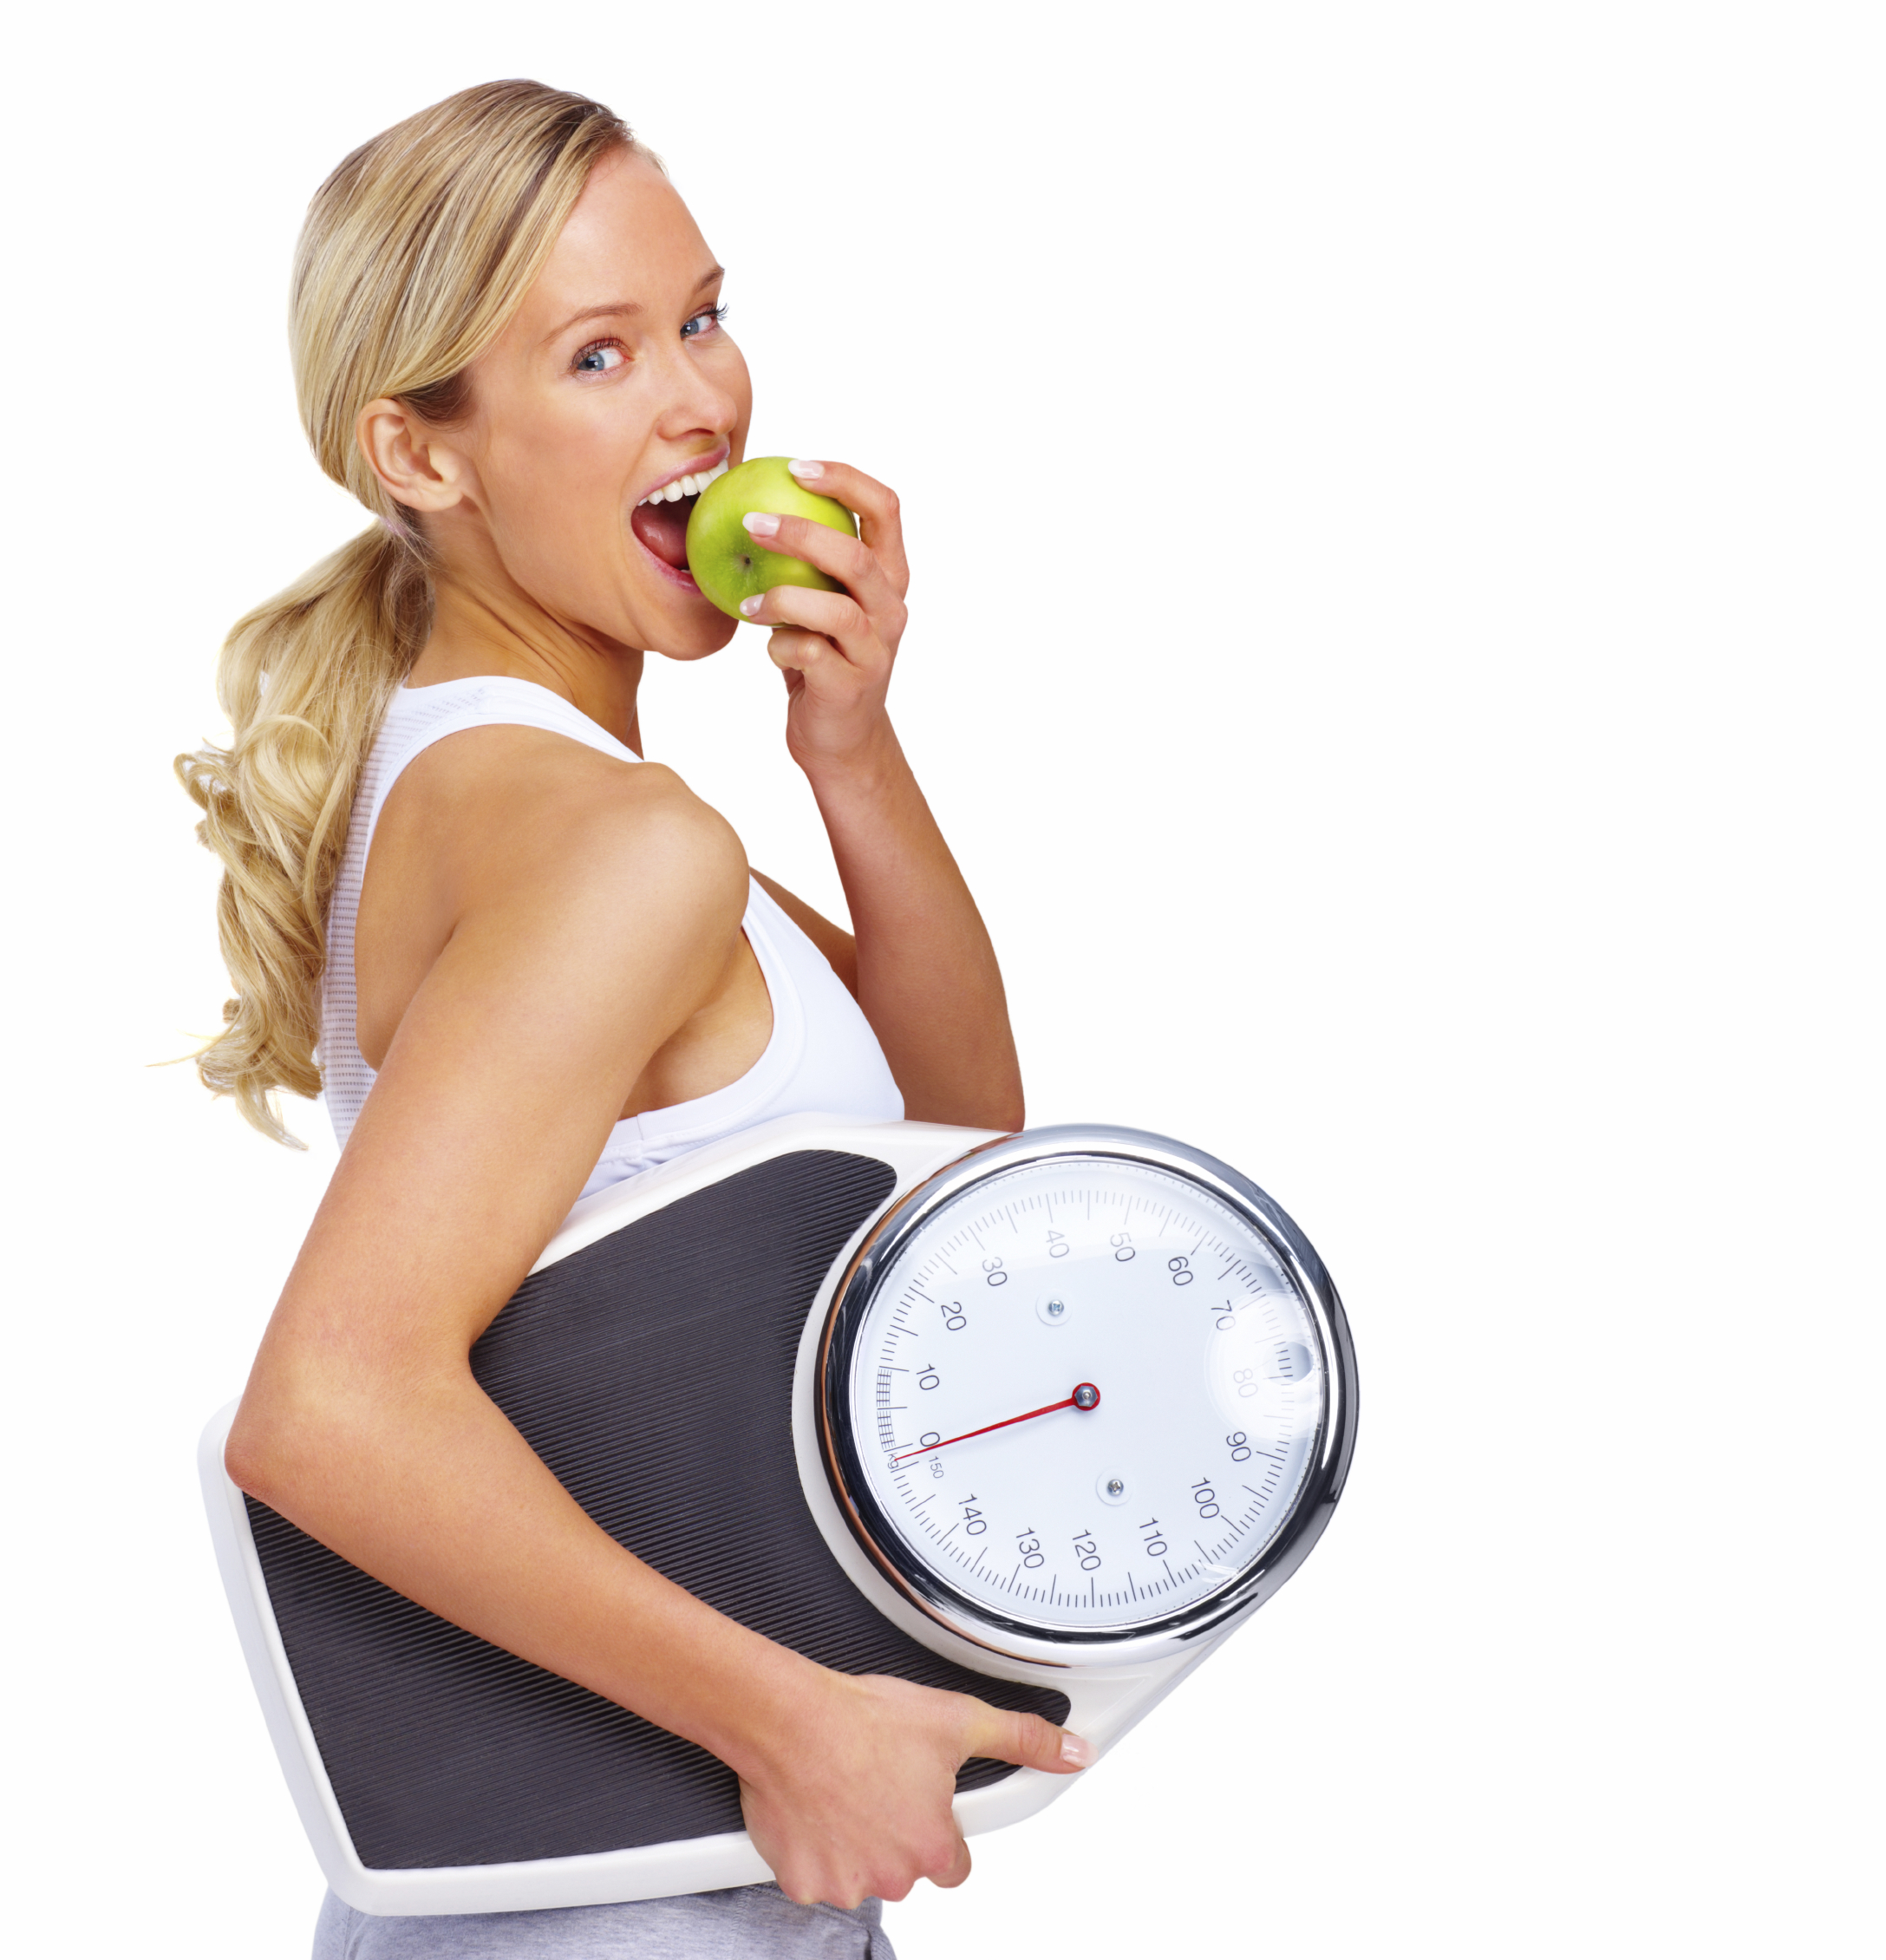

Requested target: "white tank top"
[{"left": 318, "top": 676, "right": 904, "bottom": 1203}]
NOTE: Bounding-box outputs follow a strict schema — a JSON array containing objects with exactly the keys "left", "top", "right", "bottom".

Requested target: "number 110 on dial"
[{"left": 827, "top": 1145, "right": 1337, "bottom": 1645}]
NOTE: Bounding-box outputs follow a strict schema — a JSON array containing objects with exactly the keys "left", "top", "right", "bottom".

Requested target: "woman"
[{"left": 179, "top": 80, "right": 1088, "bottom": 1959}]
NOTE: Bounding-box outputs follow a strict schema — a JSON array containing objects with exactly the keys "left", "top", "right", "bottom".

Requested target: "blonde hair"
[{"left": 175, "top": 81, "right": 632, "bottom": 1142}]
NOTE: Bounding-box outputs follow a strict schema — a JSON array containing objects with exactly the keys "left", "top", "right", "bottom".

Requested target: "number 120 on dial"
[{"left": 819, "top": 1134, "right": 1353, "bottom": 1659}]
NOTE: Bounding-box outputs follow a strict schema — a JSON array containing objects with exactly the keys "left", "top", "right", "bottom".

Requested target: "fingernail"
[
  {"left": 787, "top": 459, "right": 824, "bottom": 479},
  {"left": 742, "top": 511, "right": 781, "bottom": 538},
  {"left": 1060, "top": 1733, "right": 1094, "bottom": 1768},
  {"left": 739, "top": 593, "right": 766, "bottom": 617}
]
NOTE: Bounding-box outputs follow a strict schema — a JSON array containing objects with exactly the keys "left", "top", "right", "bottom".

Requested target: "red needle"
[{"left": 892, "top": 1383, "right": 1100, "bottom": 1465}]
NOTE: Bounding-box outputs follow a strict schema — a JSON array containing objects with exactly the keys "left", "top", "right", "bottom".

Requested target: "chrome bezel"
[{"left": 816, "top": 1125, "right": 1359, "bottom": 1666}]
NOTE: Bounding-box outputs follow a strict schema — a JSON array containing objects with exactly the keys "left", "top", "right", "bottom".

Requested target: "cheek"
[{"left": 480, "top": 408, "right": 637, "bottom": 574}]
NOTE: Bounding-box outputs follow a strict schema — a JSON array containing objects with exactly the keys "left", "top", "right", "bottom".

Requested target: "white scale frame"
[{"left": 200, "top": 1114, "right": 1347, "bottom": 1916}]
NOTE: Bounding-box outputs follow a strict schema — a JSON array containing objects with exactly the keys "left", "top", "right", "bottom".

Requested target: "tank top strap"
[
  {"left": 319, "top": 675, "right": 904, "bottom": 1206},
  {"left": 358, "top": 677, "right": 641, "bottom": 864}
]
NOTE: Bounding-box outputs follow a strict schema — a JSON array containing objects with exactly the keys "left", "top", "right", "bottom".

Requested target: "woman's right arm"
[{"left": 224, "top": 728, "right": 1084, "bottom": 1908}]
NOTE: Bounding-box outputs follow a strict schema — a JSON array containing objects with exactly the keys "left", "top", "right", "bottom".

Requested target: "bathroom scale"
[{"left": 200, "top": 1114, "right": 1357, "bottom": 1915}]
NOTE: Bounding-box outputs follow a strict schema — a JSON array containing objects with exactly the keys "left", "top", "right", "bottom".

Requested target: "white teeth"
[{"left": 638, "top": 459, "right": 728, "bottom": 507}]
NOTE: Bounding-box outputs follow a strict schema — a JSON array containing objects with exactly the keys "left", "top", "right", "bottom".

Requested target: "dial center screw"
[{"left": 1073, "top": 1382, "right": 1101, "bottom": 1411}]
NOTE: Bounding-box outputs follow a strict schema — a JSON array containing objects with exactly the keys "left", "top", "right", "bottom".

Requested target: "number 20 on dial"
[{"left": 818, "top": 1128, "right": 1357, "bottom": 1665}]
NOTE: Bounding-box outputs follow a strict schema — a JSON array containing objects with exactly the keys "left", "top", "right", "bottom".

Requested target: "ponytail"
[
  {"left": 174, "top": 81, "right": 633, "bottom": 1140},
  {"left": 175, "top": 524, "right": 429, "bottom": 1143}
]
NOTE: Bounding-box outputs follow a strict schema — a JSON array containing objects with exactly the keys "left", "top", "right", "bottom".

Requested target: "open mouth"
[{"left": 629, "top": 457, "right": 729, "bottom": 579}]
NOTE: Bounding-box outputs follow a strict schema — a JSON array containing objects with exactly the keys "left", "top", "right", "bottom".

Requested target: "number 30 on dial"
[{"left": 817, "top": 1127, "right": 1358, "bottom": 1665}]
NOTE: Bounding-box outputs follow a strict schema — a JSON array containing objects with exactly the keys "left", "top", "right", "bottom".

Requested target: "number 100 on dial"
[{"left": 817, "top": 1129, "right": 1356, "bottom": 1662}]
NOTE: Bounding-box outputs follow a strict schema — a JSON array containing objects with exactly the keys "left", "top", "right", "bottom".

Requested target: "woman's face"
[{"left": 437, "top": 147, "right": 752, "bottom": 659}]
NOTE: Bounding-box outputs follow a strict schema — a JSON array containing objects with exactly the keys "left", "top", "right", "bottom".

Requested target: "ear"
[{"left": 356, "top": 398, "right": 471, "bottom": 513}]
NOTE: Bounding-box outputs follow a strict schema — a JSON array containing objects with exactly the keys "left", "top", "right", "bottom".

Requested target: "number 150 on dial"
[{"left": 819, "top": 1134, "right": 1354, "bottom": 1656}]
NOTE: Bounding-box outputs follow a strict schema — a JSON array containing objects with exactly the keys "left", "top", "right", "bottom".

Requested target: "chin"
[{"left": 649, "top": 601, "right": 739, "bottom": 663}]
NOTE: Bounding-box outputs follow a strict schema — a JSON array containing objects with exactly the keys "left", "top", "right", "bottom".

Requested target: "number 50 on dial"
[{"left": 816, "top": 1127, "right": 1358, "bottom": 1668}]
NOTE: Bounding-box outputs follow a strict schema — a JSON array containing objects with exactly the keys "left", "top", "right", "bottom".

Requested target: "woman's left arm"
[{"left": 739, "top": 461, "right": 1023, "bottom": 1132}]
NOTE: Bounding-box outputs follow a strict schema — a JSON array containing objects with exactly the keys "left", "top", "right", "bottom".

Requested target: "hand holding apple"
[
  {"left": 685, "top": 456, "right": 858, "bottom": 621},
  {"left": 696, "top": 457, "right": 912, "bottom": 777}
]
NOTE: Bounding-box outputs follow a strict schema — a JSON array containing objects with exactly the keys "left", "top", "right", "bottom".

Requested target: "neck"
[{"left": 408, "top": 561, "right": 645, "bottom": 756}]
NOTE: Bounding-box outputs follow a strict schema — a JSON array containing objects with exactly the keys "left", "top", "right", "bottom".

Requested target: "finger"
[
  {"left": 741, "top": 511, "right": 907, "bottom": 643},
  {"left": 774, "top": 1860, "right": 865, "bottom": 1911},
  {"left": 963, "top": 1702, "right": 1095, "bottom": 1777},
  {"left": 784, "top": 459, "right": 909, "bottom": 597},
  {"left": 928, "top": 1830, "right": 973, "bottom": 1891},
  {"left": 742, "top": 585, "right": 884, "bottom": 670},
  {"left": 764, "top": 627, "right": 836, "bottom": 676}
]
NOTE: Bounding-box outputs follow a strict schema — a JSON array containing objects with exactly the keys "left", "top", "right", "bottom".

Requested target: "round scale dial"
[{"left": 819, "top": 1136, "right": 1348, "bottom": 1652}]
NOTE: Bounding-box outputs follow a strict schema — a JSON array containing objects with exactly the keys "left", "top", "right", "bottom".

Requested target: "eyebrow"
[{"left": 544, "top": 267, "right": 725, "bottom": 344}]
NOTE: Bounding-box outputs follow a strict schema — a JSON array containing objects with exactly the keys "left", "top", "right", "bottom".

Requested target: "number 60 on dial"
[{"left": 814, "top": 1126, "right": 1358, "bottom": 1669}]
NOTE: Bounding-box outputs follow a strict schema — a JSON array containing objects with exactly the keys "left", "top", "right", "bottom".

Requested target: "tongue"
[{"left": 631, "top": 495, "right": 695, "bottom": 570}]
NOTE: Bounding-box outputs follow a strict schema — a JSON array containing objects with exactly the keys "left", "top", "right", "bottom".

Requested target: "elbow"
[
  {"left": 900, "top": 1068, "right": 1025, "bottom": 1135},
  {"left": 225, "top": 1345, "right": 469, "bottom": 1512},
  {"left": 222, "top": 1398, "right": 305, "bottom": 1509},
  {"left": 987, "top": 1058, "right": 1025, "bottom": 1134},
  {"left": 931, "top": 1088, "right": 1026, "bottom": 1134},
  {"left": 223, "top": 1372, "right": 379, "bottom": 1512}
]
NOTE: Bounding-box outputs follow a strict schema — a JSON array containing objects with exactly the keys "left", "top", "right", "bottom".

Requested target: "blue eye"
[
  {"left": 573, "top": 341, "right": 625, "bottom": 375},
  {"left": 681, "top": 304, "right": 729, "bottom": 341}
]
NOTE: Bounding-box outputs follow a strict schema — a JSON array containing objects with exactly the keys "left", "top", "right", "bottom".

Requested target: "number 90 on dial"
[{"left": 816, "top": 1127, "right": 1357, "bottom": 1666}]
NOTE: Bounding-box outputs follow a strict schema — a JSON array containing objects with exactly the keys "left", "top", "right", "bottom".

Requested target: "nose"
[{"left": 649, "top": 340, "right": 742, "bottom": 451}]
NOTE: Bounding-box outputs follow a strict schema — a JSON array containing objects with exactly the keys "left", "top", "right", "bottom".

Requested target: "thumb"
[{"left": 964, "top": 1702, "right": 1095, "bottom": 1777}]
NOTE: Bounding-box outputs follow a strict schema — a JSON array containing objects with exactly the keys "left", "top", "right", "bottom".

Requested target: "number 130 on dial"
[{"left": 817, "top": 1127, "right": 1358, "bottom": 1664}]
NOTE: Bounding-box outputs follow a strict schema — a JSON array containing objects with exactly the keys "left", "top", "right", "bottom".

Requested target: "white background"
[{"left": 1, "top": 3, "right": 1877, "bottom": 1954}]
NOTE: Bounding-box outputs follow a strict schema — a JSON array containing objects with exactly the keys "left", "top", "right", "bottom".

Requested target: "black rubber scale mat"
[{"left": 246, "top": 1149, "right": 1071, "bottom": 1872}]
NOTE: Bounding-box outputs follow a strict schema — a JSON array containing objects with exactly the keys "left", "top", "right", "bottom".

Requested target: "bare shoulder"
[
  {"left": 375, "top": 722, "right": 747, "bottom": 930},
  {"left": 356, "top": 724, "right": 748, "bottom": 1073}
]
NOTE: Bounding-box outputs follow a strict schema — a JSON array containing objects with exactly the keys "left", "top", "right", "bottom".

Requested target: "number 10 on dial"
[{"left": 816, "top": 1127, "right": 1357, "bottom": 1666}]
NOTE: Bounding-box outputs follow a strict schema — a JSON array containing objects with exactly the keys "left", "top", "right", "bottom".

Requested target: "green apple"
[{"left": 685, "top": 455, "right": 858, "bottom": 621}]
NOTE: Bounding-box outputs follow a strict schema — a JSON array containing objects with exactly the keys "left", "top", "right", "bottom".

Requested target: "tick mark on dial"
[{"left": 889, "top": 1382, "right": 1101, "bottom": 1464}]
